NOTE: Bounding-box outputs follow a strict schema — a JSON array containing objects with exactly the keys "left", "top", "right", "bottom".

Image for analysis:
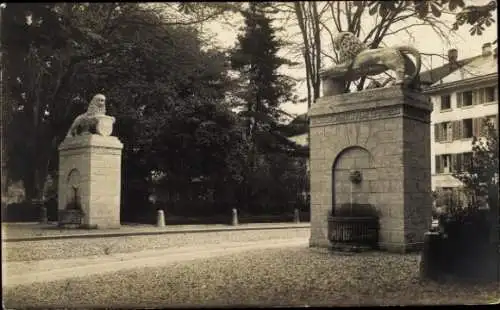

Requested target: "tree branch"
[
  {"left": 384, "top": 22, "right": 429, "bottom": 36},
  {"left": 328, "top": 2, "right": 341, "bottom": 32},
  {"left": 345, "top": 1, "right": 352, "bottom": 30},
  {"left": 320, "top": 50, "right": 336, "bottom": 62}
]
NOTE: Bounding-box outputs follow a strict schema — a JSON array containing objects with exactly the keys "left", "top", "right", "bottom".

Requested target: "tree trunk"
[
  {"left": 294, "top": 2, "right": 313, "bottom": 108},
  {"left": 311, "top": 1, "right": 321, "bottom": 102}
]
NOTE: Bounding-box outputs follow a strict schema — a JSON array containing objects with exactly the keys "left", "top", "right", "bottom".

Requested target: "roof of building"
[
  {"left": 432, "top": 52, "right": 498, "bottom": 86},
  {"left": 419, "top": 55, "right": 480, "bottom": 85}
]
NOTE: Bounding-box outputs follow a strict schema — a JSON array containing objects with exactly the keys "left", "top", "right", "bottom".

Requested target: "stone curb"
[{"left": 2, "top": 223, "right": 311, "bottom": 242}]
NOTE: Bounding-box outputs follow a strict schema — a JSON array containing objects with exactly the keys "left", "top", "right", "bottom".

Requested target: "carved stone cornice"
[
  {"left": 309, "top": 86, "right": 431, "bottom": 127},
  {"left": 310, "top": 105, "right": 403, "bottom": 127}
]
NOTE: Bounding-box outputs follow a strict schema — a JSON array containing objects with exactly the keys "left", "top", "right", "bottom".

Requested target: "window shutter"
[
  {"left": 450, "top": 154, "right": 457, "bottom": 173},
  {"left": 477, "top": 89, "right": 485, "bottom": 104},
  {"left": 452, "top": 121, "right": 460, "bottom": 140},
  {"left": 456, "top": 153, "right": 463, "bottom": 172},
  {"left": 435, "top": 155, "right": 441, "bottom": 174},
  {"left": 472, "top": 90, "right": 478, "bottom": 105},
  {"left": 458, "top": 120, "right": 464, "bottom": 139},
  {"left": 456, "top": 92, "right": 463, "bottom": 107},
  {"left": 472, "top": 118, "right": 480, "bottom": 137},
  {"left": 434, "top": 124, "right": 440, "bottom": 142},
  {"left": 482, "top": 117, "right": 488, "bottom": 136}
]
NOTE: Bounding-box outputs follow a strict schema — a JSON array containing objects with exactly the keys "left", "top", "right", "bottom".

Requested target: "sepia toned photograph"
[{"left": 1, "top": 1, "right": 499, "bottom": 308}]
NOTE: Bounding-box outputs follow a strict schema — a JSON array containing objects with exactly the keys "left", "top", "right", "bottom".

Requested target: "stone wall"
[
  {"left": 58, "top": 135, "right": 123, "bottom": 228},
  {"left": 308, "top": 86, "right": 433, "bottom": 252}
]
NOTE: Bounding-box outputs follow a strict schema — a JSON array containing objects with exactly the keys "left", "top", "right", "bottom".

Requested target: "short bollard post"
[
  {"left": 294, "top": 208, "right": 300, "bottom": 223},
  {"left": 40, "top": 206, "right": 48, "bottom": 224},
  {"left": 231, "top": 208, "right": 238, "bottom": 226},
  {"left": 156, "top": 209, "right": 165, "bottom": 227}
]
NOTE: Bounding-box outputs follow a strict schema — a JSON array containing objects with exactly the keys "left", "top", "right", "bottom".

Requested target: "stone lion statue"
[
  {"left": 332, "top": 32, "right": 421, "bottom": 87},
  {"left": 66, "top": 94, "right": 108, "bottom": 137}
]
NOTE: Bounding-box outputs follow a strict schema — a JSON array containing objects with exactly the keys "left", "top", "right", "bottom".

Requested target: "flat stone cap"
[
  {"left": 309, "top": 86, "right": 431, "bottom": 118},
  {"left": 59, "top": 134, "right": 123, "bottom": 151}
]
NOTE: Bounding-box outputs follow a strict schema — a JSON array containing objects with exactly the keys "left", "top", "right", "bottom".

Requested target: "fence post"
[
  {"left": 40, "top": 206, "right": 48, "bottom": 224},
  {"left": 231, "top": 208, "right": 238, "bottom": 226},
  {"left": 156, "top": 209, "right": 165, "bottom": 227},
  {"left": 294, "top": 208, "right": 300, "bottom": 223}
]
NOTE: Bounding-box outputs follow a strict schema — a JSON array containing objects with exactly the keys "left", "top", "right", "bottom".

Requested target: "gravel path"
[
  {"left": 3, "top": 248, "right": 499, "bottom": 307},
  {"left": 3, "top": 238, "right": 308, "bottom": 285},
  {"left": 2, "top": 227, "right": 310, "bottom": 261}
]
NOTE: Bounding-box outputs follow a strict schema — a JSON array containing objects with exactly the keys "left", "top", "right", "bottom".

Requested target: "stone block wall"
[
  {"left": 403, "top": 116, "right": 433, "bottom": 250},
  {"left": 308, "top": 86, "right": 433, "bottom": 252},
  {"left": 58, "top": 135, "right": 123, "bottom": 228}
]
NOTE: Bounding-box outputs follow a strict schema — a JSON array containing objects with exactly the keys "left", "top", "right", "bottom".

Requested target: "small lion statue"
[
  {"left": 332, "top": 32, "right": 421, "bottom": 87},
  {"left": 66, "top": 94, "right": 108, "bottom": 137}
]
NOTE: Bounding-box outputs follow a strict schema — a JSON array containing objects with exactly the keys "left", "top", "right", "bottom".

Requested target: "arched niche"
[
  {"left": 331, "top": 146, "right": 375, "bottom": 213},
  {"left": 66, "top": 169, "right": 82, "bottom": 210}
]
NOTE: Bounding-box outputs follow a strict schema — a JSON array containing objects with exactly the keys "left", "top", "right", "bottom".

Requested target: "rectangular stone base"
[
  {"left": 58, "top": 134, "right": 123, "bottom": 230},
  {"left": 309, "top": 237, "right": 331, "bottom": 248}
]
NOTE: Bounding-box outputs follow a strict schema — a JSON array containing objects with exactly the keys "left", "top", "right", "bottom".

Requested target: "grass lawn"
[{"left": 3, "top": 247, "right": 499, "bottom": 307}]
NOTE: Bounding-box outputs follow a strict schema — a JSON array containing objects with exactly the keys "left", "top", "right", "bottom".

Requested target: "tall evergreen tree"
[
  {"left": 229, "top": 2, "right": 299, "bottom": 212},
  {"left": 230, "top": 2, "right": 296, "bottom": 134}
]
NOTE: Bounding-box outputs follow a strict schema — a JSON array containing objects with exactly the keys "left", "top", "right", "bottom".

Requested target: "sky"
[{"left": 202, "top": 1, "right": 498, "bottom": 118}]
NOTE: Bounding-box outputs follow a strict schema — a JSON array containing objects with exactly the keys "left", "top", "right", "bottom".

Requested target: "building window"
[
  {"left": 486, "top": 115, "right": 498, "bottom": 129},
  {"left": 448, "top": 123, "right": 455, "bottom": 140},
  {"left": 462, "top": 152, "right": 473, "bottom": 171},
  {"left": 462, "top": 118, "right": 473, "bottom": 138},
  {"left": 442, "top": 155, "right": 450, "bottom": 173},
  {"left": 484, "top": 86, "right": 496, "bottom": 103},
  {"left": 435, "top": 154, "right": 452, "bottom": 174},
  {"left": 457, "top": 91, "right": 473, "bottom": 107},
  {"left": 453, "top": 152, "right": 473, "bottom": 172},
  {"left": 440, "top": 95, "right": 451, "bottom": 110},
  {"left": 434, "top": 122, "right": 452, "bottom": 142}
]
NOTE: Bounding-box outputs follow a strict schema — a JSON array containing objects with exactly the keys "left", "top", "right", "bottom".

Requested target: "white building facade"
[{"left": 425, "top": 44, "right": 498, "bottom": 191}]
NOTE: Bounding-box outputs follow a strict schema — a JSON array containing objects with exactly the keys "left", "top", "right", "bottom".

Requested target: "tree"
[
  {"left": 230, "top": 2, "right": 299, "bottom": 212},
  {"left": 453, "top": 118, "right": 498, "bottom": 207},
  {"left": 288, "top": 0, "right": 498, "bottom": 106},
  {"left": 2, "top": 3, "right": 241, "bottom": 218},
  {"left": 453, "top": 118, "right": 498, "bottom": 240}
]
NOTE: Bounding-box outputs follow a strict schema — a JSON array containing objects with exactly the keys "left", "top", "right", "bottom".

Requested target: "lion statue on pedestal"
[
  {"left": 66, "top": 94, "right": 112, "bottom": 138},
  {"left": 332, "top": 32, "right": 421, "bottom": 88}
]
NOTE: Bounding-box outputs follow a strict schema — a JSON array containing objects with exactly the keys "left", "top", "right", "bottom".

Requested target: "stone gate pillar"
[
  {"left": 58, "top": 94, "right": 123, "bottom": 229},
  {"left": 308, "top": 75, "right": 433, "bottom": 252}
]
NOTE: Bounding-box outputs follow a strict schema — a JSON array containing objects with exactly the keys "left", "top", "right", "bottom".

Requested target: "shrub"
[{"left": 2, "top": 201, "right": 39, "bottom": 222}]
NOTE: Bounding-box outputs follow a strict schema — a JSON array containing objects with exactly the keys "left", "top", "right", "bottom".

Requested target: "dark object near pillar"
[
  {"left": 40, "top": 206, "right": 48, "bottom": 224},
  {"left": 419, "top": 232, "right": 442, "bottom": 280}
]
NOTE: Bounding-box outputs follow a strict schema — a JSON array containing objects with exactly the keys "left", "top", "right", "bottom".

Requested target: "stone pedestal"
[
  {"left": 308, "top": 85, "right": 433, "bottom": 253},
  {"left": 58, "top": 134, "right": 123, "bottom": 229}
]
